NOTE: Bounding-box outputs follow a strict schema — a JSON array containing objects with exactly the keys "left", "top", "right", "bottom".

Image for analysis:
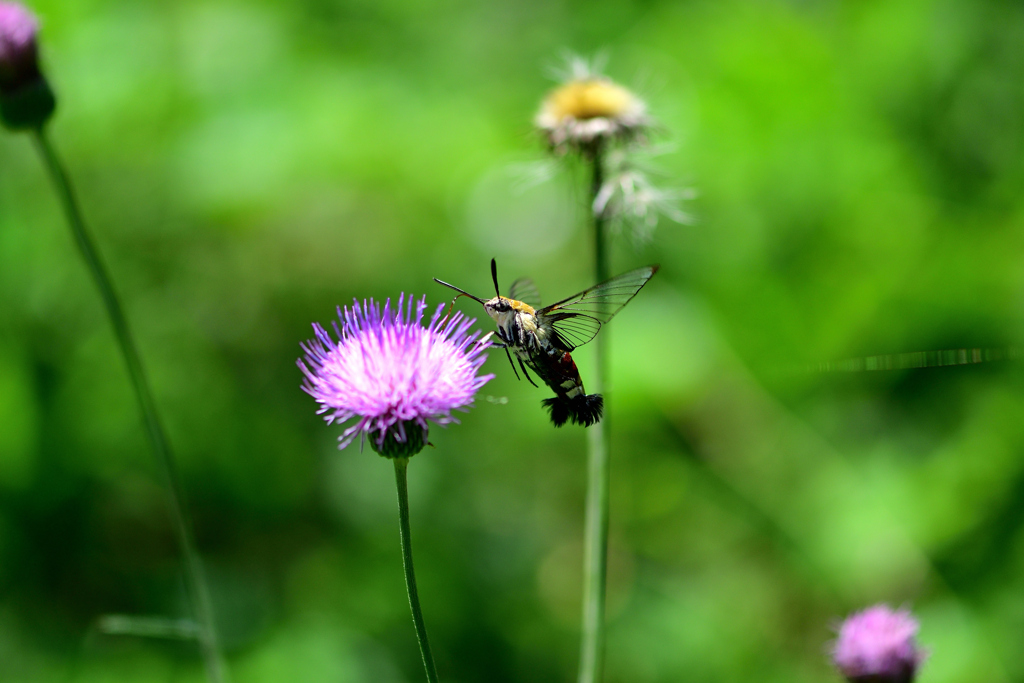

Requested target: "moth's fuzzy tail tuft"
[
  {"left": 571, "top": 393, "right": 604, "bottom": 427},
  {"left": 542, "top": 397, "right": 571, "bottom": 427},
  {"left": 542, "top": 393, "right": 604, "bottom": 428}
]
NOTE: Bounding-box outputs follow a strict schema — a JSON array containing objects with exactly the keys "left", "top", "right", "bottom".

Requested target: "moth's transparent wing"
[
  {"left": 508, "top": 278, "right": 542, "bottom": 310},
  {"left": 538, "top": 265, "right": 659, "bottom": 350},
  {"left": 546, "top": 315, "right": 603, "bottom": 350},
  {"left": 814, "top": 347, "right": 1020, "bottom": 373}
]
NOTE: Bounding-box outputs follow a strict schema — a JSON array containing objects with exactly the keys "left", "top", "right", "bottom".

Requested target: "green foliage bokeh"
[{"left": 2, "top": 0, "right": 1024, "bottom": 681}]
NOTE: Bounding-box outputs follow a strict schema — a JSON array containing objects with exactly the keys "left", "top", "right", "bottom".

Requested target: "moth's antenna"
[
  {"left": 490, "top": 258, "right": 501, "bottom": 298},
  {"left": 434, "top": 278, "right": 486, "bottom": 332},
  {"left": 434, "top": 279, "right": 486, "bottom": 304}
]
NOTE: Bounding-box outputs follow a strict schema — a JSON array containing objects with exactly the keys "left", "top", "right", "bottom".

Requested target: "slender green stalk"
[
  {"left": 578, "top": 145, "right": 611, "bottom": 683},
  {"left": 393, "top": 458, "right": 440, "bottom": 683},
  {"left": 30, "top": 127, "right": 227, "bottom": 683}
]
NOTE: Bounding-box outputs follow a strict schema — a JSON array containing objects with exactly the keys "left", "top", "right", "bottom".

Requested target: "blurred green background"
[{"left": 3, "top": 0, "right": 1024, "bottom": 681}]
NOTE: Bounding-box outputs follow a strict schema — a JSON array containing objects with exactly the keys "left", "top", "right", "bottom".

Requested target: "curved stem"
[
  {"left": 578, "top": 146, "right": 610, "bottom": 683},
  {"left": 393, "top": 458, "right": 440, "bottom": 683},
  {"left": 31, "top": 127, "right": 227, "bottom": 683}
]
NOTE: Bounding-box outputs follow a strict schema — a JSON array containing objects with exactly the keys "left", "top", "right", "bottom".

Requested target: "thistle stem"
[
  {"left": 393, "top": 457, "right": 440, "bottom": 683},
  {"left": 30, "top": 127, "right": 227, "bottom": 683},
  {"left": 578, "top": 145, "right": 610, "bottom": 683}
]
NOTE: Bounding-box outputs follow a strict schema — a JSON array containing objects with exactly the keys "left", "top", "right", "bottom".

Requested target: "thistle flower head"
[
  {"left": 832, "top": 605, "right": 926, "bottom": 683},
  {"left": 0, "top": 2, "right": 39, "bottom": 91},
  {"left": 299, "top": 295, "right": 493, "bottom": 458},
  {"left": 0, "top": 1, "right": 53, "bottom": 130},
  {"left": 535, "top": 56, "right": 649, "bottom": 155}
]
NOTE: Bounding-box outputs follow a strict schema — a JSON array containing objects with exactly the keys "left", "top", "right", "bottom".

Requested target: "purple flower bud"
[
  {"left": 832, "top": 605, "right": 927, "bottom": 683},
  {"left": 0, "top": 2, "right": 54, "bottom": 130},
  {"left": 0, "top": 2, "right": 40, "bottom": 92}
]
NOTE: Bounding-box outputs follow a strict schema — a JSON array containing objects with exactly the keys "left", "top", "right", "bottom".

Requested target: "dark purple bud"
[
  {"left": 0, "top": 2, "right": 39, "bottom": 90},
  {"left": 831, "top": 605, "right": 927, "bottom": 683},
  {"left": 0, "top": 2, "right": 54, "bottom": 130}
]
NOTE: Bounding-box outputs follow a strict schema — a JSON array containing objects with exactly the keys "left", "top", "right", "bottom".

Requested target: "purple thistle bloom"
[
  {"left": 832, "top": 605, "right": 927, "bottom": 683},
  {"left": 299, "top": 294, "right": 493, "bottom": 457},
  {"left": 0, "top": 2, "right": 40, "bottom": 92}
]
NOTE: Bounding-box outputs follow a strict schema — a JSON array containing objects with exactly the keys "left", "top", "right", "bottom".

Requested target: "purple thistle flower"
[
  {"left": 0, "top": 2, "right": 40, "bottom": 92},
  {"left": 832, "top": 605, "right": 927, "bottom": 683},
  {"left": 299, "top": 294, "right": 494, "bottom": 458}
]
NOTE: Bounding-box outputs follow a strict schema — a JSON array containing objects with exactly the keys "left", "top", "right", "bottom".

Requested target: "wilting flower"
[
  {"left": 0, "top": 1, "right": 54, "bottom": 130},
  {"left": 299, "top": 295, "right": 493, "bottom": 458},
  {"left": 594, "top": 146, "right": 695, "bottom": 243},
  {"left": 832, "top": 605, "right": 927, "bottom": 683},
  {"left": 535, "top": 56, "right": 649, "bottom": 155}
]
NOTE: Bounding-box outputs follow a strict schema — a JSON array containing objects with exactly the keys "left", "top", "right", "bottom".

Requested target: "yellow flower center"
[{"left": 543, "top": 79, "right": 636, "bottom": 121}]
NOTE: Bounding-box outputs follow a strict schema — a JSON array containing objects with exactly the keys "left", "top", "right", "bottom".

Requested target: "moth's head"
[{"left": 483, "top": 296, "right": 513, "bottom": 321}]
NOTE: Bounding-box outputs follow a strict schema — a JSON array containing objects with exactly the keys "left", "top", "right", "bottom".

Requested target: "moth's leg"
[
  {"left": 518, "top": 359, "right": 539, "bottom": 388},
  {"left": 507, "top": 316, "right": 521, "bottom": 347},
  {"left": 504, "top": 347, "right": 521, "bottom": 381}
]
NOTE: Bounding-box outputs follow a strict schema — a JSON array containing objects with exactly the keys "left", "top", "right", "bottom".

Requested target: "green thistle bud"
[{"left": 369, "top": 422, "right": 427, "bottom": 459}]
